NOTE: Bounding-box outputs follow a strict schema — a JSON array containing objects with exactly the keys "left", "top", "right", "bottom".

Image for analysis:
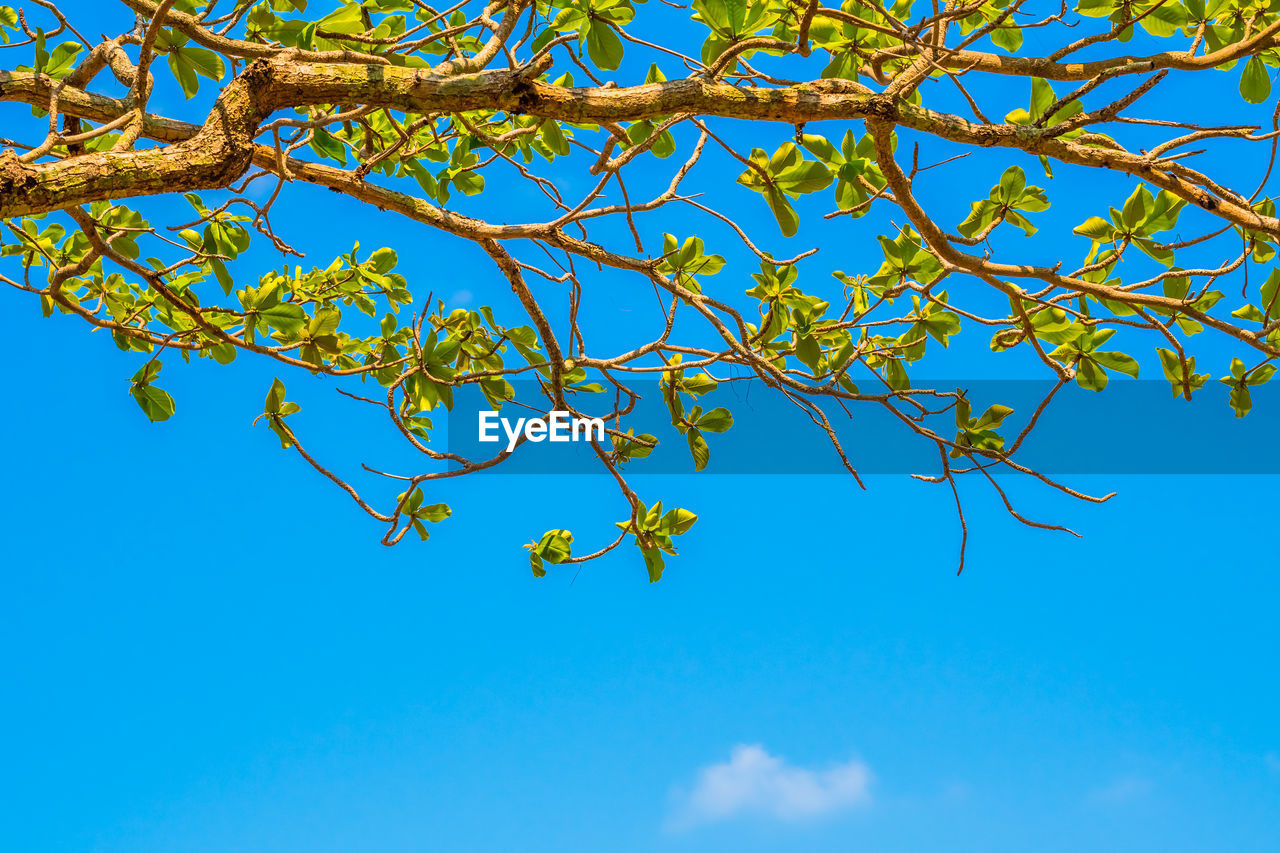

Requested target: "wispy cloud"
[
  {"left": 667, "top": 744, "right": 872, "bottom": 829},
  {"left": 1087, "top": 775, "right": 1152, "bottom": 805}
]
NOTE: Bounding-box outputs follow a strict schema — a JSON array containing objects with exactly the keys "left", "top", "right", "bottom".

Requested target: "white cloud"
[
  {"left": 668, "top": 744, "right": 872, "bottom": 829},
  {"left": 1088, "top": 775, "right": 1152, "bottom": 805}
]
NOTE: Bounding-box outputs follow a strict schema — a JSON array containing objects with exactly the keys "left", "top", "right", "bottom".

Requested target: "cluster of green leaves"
[
  {"left": 0, "top": 6, "right": 18, "bottom": 44},
  {"left": 16, "top": 29, "right": 81, "bottom": 79},
  {"left": 1155, "top": 346, "right": 1211, "bottom": 399},
  {"left": 1049, "top": 181, "right": 1280, "bottom": 409},
  {"left": 1220, "top": 356, "right": 1278, "bottom": 416},
  {"left": 1175, "top": 0, "right": 1280, "bottom": 103},
  {"left": 12, "top": 0, "right": 1280, "bottom": 583},
  {"left": 399, "top": 135, "right": 486, "bottom": 203},
  {"left": 736, "top": 133, "right": 889, "bottom": 235},
  {"left": 656, "top": 233, "right": 725, "bottom": 293},
  {"left": 623, "top": 64, "right": 678, "bottom": 158},
  {"left": 957, "top": 166, "right": 1050, "bottom": 239},
  {"left": 1072, "top": 0, "right": 1280, "bottom": 105},
  {"left": 797, "top": 0, "right": 917, "bottom": 79},
  {"left": 259, "top": 377, "right": 303, "bottom": 447},
  {"left": 659, "top": 355, "right": 730, "bottom": 470},
  {"left": 866, "top": 227, "right": 942, "bottom": 292},
  {"left": 397, "top": 485, "right": 452, "bottom": 540},
  {"left": 526, "top": 528, "right": 573, "bottom": 576},
  {"left": 958, "top": 0, "right": 1021, "bottom": 53},
  {"left": 952, "top": 395, "right": 1014, "bottom": 458},
  {"left": 609, "top": 429, "right": 660, "bottom": 466},
  {"left": 1152, "top": 273, "right": 1280, "bottom": 413},
  {"left": 247, "top": 0, "right": 454, "bottom": 64},
  {"left": 4, "top": 204, "right": 178, "bottom": 332},
  {"left": 800, "top": 132, "right": 888, "bottom": 219},
  {"left": 178, "top": 193, "right": 250, "bottom": 293},
  {"left": 1048, "top": 326, "right": 1141, "bottom": 391},
  {"left": 154, "top": 28, "right": 225, "bottom": 98},
  {"left": 130, "top": 361, "right": 176, "bottom": 423},
  {"left": 746, "top": 261, "right": 837, "bottom": 376},
  {"left": 5, "top": 196, "right": 480, "bottom": 423},
  {"left": 736, "top": 142, "right": 834, "bottom": 237},
  {"left": 538, "top": 0, "right": 637, "bottom": 71},
  {"left": 1073, "top": 185, "right": 1187, "bottom": 267},
  {"left": 674, "top": 403, "right": 732, "bottom": 472},
  {"left": 310, "top": 108, "right": 587, "bottom": 206},
  {"left": 898, "top": 292, "right": 962, "bottom": 360},
  {"left": 1005, "top": 78, "right": 1085, "bottom": 176},
  {"left": 741, "top": 249, "right": 952, "bottom": 395},
  {"left": 1077, "top": 0, "right": 1188, "bottom": 41},
  {"left": 2, "top": 215, "right": 72, "bottom": 270},
  {"left": 691, "top": 0, "right": 779, "bottom": 71},
  {"left": 614, "top": 500, "right": 697, "bottom": 582}
]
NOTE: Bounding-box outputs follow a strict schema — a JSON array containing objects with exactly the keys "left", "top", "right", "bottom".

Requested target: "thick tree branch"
[{"left": 4, "top": 62, "right": 1276, "bottom": 241}]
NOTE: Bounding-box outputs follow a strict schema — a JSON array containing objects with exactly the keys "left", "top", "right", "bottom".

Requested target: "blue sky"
[{"left": 3, "top": 1, "right": 1280, "bottom": 851}]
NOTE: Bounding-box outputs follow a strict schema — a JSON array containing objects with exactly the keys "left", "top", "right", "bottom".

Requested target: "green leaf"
[
  {"left": 419, "top": 502, "right": 451, "bottom": 523},
  {"left": 990, "top": 23, "right": 1022, "bottom": 52},
  {"left": 1074, "top": 216, "right": 1115, "bottom": 240},
  {"left": 794, "top": 333, "right": 821, "bottom": 371},
  {"left": 1092, "top": 351, "right": 1140, "bottom": 378},
  {"left": 885, "top": 358, "right": 909, "bottom": 390},
  {"left": 131, "top": 360, "right": 163, "bottom": 387},
  {"left": 800, "top": 133, "right": 840, "bottom": 165},
  {"left": 259, "top": 303, "right": 307, "bottom": 336},
  {"left": 687, "top": 428, "right": 710, "bottom": 471},
  {"left": 29, "top": 31, "right": 83, "bottom": 78},
  {"left": 998, "top": 166, "right": 1026, "bottom": 201},
  {"left": 1249, "top": 363, "right": 1277, "bottom": 385},
  {"left": 311, "top": 128, "right": 348, "bottom": 165},
  {"left": 957, "top": 200, "right": 998, "bottom": 238},
  {"left": 451, "top": 169, "right": 485, "bottom": 196},
  {"left": 1241, "top": 55, "right": 1271, "bottom": 104},
  {"left": 764, "top": 187, "right": 799, "bottom": 237},
  {"left": 696, "top": 407, "right": 733, "bottom": 433},
  {"left": 532, "top": 529, "right": 573, "bottom": 566},
  {"left": 166, "top": 45, "right": 224, "bottom": 99},
  {"left": 776, "top": 160, "right": 834, "bottom": 196},
  {"left": 974, "top": 403, "right": 1015, "bottom": 429},
  {"left": 1139, "top": 2, "right": 1186, "bottom": 36},
  {"left": 1075, "top": 357, "right": 1109, "bottom": 391},
  {"left": 0, "top": 7, "right": 17, "bottom": 44},
  {"left": 659, "top": 507, "right": 698, "bottom": 536},
  {"left": 540, "top": 119, "right": 570, "bottom": 156},
  {"left": 1076, "top": 0, "right": 1112, "bottom": 17},
  {"left": 369, "top": 247, "right": 398, "bottom": 274},
  {"left": 724, "top": 0, "right": 747, "bottom": 33},
  {"left": 641, "top": 545, "right": 665, "bottom": 583},
  {"left": 181, "top": 45, "right": 224, "bottom": 80},
  {"left": 264, "top": 378, "right": 287, "bottom": 415},
  {"left": 131, "top": 384, "right": 175, "bottom": 422},
  {"left": 585, "top": 21, "right": 624, "bottom": 71}
]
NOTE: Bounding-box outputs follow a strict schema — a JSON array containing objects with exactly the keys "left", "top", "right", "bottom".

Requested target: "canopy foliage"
[{"left": 2, "top": 0, "right": 1278, "bottom": 578}]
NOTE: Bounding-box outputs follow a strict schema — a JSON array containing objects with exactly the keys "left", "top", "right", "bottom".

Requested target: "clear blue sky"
[{"left": 3, "top": 2, "right": 1279, "bottom": 851}]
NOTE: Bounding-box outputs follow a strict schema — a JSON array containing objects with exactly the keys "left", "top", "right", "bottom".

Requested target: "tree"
[{"left": 1, "top": 0, "right": 1277, "bottom": 579}]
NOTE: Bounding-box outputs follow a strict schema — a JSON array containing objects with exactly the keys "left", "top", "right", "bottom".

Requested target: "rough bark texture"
[{"left": 3, "top": 60, "right": 1277, "bottom": 241}]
